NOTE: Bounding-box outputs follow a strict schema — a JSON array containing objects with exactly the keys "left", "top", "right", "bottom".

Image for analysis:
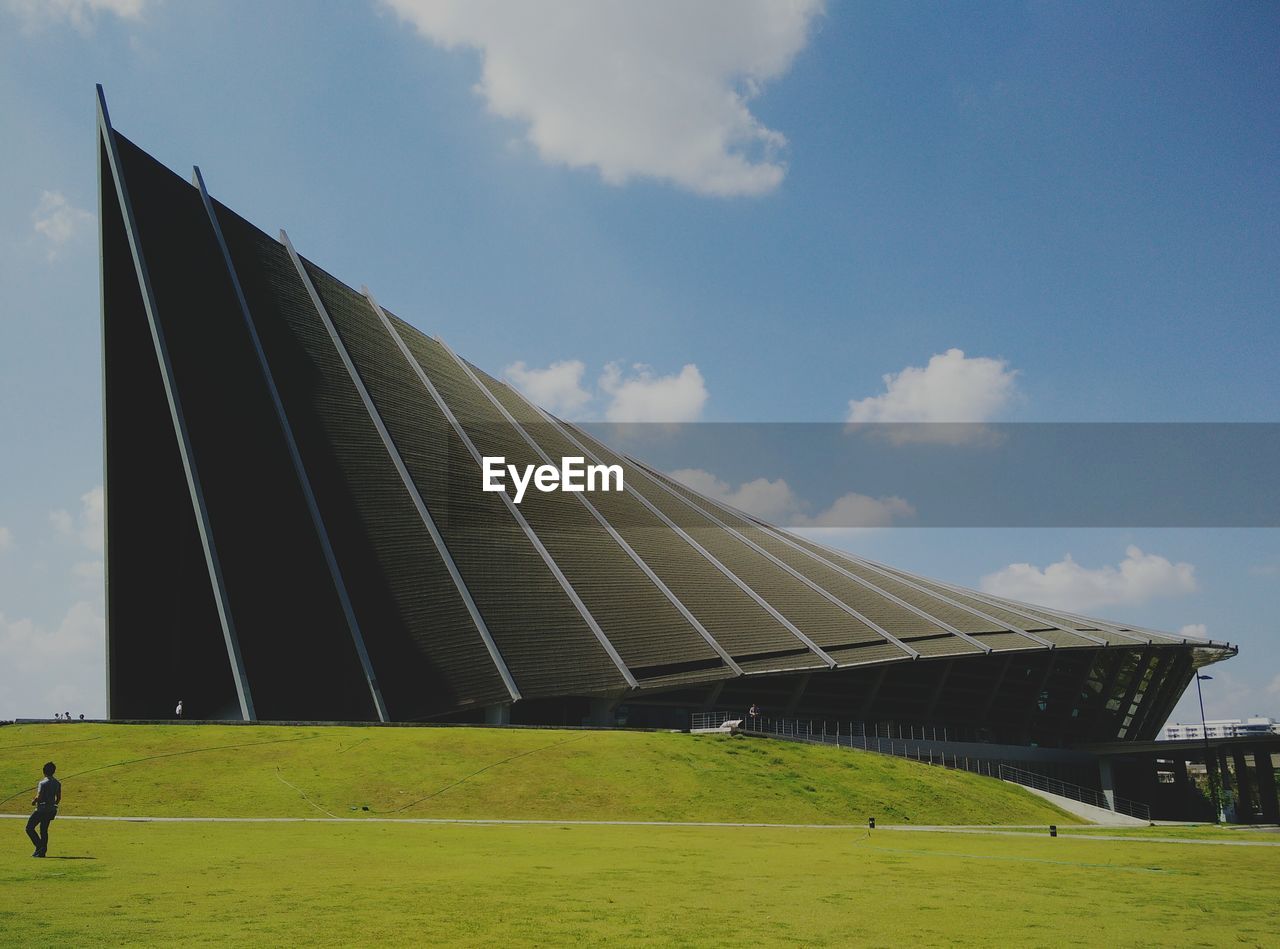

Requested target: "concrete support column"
[
  {"left": 485, "top": 703, "right": 511, "bottom": 726},
  {"left": 1254, "top": 748, "right": 1279, "bottom": 822},
  {"left": 1171, "top": 758, "right": 1193, "bottom": 819},
  {"left": 1098, "top": 757, "right": 1116, "bottom": 810},
  {"left": 1217, "top": 749, "right": 1236, "bottom": 821},
  {"left": 1202, "top": 752, "right": 1221, "bottom": 819},
  {"left": 1233, "top": 751, "right": 1254, "bottom": 821},
  {"left": 1218, "top": 750, "right": 1234, "bottom": 792}
]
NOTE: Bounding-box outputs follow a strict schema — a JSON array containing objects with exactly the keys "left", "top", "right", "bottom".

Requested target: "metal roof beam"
[
  {"left": 201, "top": 199, "right": 387, "bottom": 722},
  {"left": 356, "top": 290, "right": 523, "bottom": 703},
  {"left": 96, "top": 86, "right": 254, "bottom": 721},
  {"left": 431, "top": 337, "right": 637, "bottom": 690},
  {"left": 631, "top": 460, "right": 918, "bottom": 663},
  {"left": 746, "top": 521, "right": 994, "bottom": 656},
  {"left": 559, "top": 420, "right": 833, "bottom": 671},
  {"left": 460, "top": 361, "right": 742, "bottom": 679}
]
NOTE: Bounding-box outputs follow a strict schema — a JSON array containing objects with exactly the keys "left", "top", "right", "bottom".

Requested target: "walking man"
[{"left": 26, "top": 762, "right": 61, "bottom": 858}]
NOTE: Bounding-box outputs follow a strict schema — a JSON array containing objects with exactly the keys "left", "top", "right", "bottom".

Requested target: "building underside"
[{"left": 98, "top": 88, "right": 1236, "bottom": 747}]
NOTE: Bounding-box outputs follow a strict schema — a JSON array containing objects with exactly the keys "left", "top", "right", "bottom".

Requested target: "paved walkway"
[
  {"left": 3, "top": 813, "right": 1278, "bottom": 845},
  {"left": 1016, "top": 784, "right": 1148, "bottom": 826}
]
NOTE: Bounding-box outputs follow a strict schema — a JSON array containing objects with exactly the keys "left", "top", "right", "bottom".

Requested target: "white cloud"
[
  {"left": 1267, "top": 674, "right": 1280, "bottom": 698},
  {"left": 1190, "top": 667, "right": 1267, "bottom": 724},
  {"left": 0, "top": 601, "right": 105, "bottom": 719},
  {"left": 980, "top": 545, "right": 1198, "bottom": 612},
  {"left": 1179, "top": 623, "right": 1208, "bottom": 640},
  {"left": 0, "top": 484, "right": 113, "bottom": 718},
  {"left": 671, "top": 469, "right": 801, "bottom": 523},
  {"left": 504, "top": 357, "right": 710, "bottom": 421},
  {"left": 4, "top": 0, "right": 152, "bottom": 31},
  {"left": 504, "top": 359, "right": 592, "bottom": 418},
  {"left": 381, "top": 0, "right": 822, "bottom": 196},
  {"left": 0, "top": 526, "right": 12, "bottom": 553},
  {"left": 50, "top": 485, "right": 104, "bottom": 554},
  {"left": 846, "top": 348, "right": 1019, "bottom": 444},
  {"left": 600, "top": 362, "right": 707, "bottom": 423},
  {"left": 72, "top": 559, "right": 105, "bottom": 592},
  {"left": 32, "top": 191, "right": 94, "bottom": 261},
  {"left": 805, "top": 492, "right": 914, "bottom": 528},
  {"left": 49, "top": 509, "right": 73, "bottom": 535},
  {"left": 670, "top": 468, "right": 914, "bottom": 528}
]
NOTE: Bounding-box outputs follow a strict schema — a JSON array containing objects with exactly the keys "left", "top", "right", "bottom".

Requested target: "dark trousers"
[{"left": 26, "top": 810, "right": 53, "bottom": 854}]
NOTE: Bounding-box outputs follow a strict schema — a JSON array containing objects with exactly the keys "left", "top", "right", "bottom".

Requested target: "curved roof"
[{"left": 97, "top": 88, "right": 1235, "bottom": 727}]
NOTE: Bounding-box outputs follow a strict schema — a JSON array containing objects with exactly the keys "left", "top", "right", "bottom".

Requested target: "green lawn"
[
  {"left": 2, "top": 724, "right": 1275, "bottom": 945},
  {"left": 986, "top": 824, "right": 1280, "bottom": 843},
  {"left": 0, "top": 723, "right": 1075, "bottom": 826},
  {"left": 1, "top": 820, "right": 1276, "bottom": 947}
]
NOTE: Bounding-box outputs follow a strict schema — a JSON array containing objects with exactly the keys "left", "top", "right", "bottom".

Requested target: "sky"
[{"left": 0, "top": 0, "right": 1276, "bottom": 726}]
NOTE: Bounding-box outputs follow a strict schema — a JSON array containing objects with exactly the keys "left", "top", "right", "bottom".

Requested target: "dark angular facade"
[{"left": 99, "top": 89, "right": 1235, "bottom": 745}]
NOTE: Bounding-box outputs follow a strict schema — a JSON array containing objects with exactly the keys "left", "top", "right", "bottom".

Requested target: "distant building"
[{"left": 1161, "top": 717, "right": 1280, "bottom": 741}]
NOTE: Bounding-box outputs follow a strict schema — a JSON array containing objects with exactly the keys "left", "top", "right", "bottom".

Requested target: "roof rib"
[
  {"left": 785, "top": 533, "right": 1055, "bottom": 652},
  {"left": 96, "top": 87, "right": 254, "bottom": 720},
  {"left": 745, "top": 521, "right": 994, "bottom": 655},
  {"left": 366, "top": 318, "right": 637, "bottom": 690},
  {"left": 259, "top": 248, "right": 522, "bottom": 705},
  {"left": 851, "top": 556, "right": 1111, "bottom": 647},
  {"left": 203, "top": 209, "right": 388, "bottom": 721},
  {"left": 631, "top": 461, "right": 920, "bottom": 662},
  {"left": 431, "top": 336, "right": 644, "bottom": 687},
  {"left": 469, "top": 368, "right": 744, "bottom": 679},
  {"left": 562, "top": 422, "right": 836, "bottom": 671}
]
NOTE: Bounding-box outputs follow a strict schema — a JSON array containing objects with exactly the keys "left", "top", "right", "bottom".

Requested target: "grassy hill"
[
  {"left": 0, "top": 722, "right": 1075, "bottom": 825},
  {"left": 8, "top": 723, "right": 1279, "bottom": 947}
]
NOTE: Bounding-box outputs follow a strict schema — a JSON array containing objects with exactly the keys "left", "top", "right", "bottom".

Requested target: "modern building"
[
  {"left": 1161, "top": 717, "right": 1280, "bottom": 741},
  {"left": 98, "top": 88, "right": 1237, "bottom": 747}
]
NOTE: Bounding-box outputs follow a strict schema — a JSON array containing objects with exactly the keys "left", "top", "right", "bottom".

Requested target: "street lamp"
[{"left": 1195, "top": 673, "right": 1223, "bottom": 823}]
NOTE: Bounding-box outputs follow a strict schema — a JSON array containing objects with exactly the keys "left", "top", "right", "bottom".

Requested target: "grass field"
[
  {"left": 2, "top": 723, "right": 1276, "bottom": 946},
  {"left": 2, "top": 820, "right": 1277, "bottom": 946},
  {"left": 982, "top": 824, "right": 1280, "bottom": 843},
  {"left": 0, "top": 723, "right": 1076, "bottom": 825}
]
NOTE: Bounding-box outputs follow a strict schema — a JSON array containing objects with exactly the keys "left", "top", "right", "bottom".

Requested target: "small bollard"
[
  {"left": 868, "top": 817, "right": 876, "bottom": 829},
  {"left": 1049, "top": 825, "right": 1057, "bottom": 837}
]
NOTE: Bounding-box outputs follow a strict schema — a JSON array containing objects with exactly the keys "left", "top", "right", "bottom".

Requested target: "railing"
[
  {"left": 711, "top": 713, "right": 1152, "bottom": 820},
  {"left": 743, "top": 716, "right": 965, "bottom": 743},
  {"left": 736, "top": 716, "right": 1004, "bottom": 778},
  {"left": 998, "top": 764, "right": 1150, "bottom": 821},
  {"left": 690, "top": 711, "right": 737, "bottom": 731}
]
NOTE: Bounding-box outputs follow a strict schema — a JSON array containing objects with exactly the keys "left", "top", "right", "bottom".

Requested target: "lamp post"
[{"left": 1195, "top": 673, "right": 1223, "bottom": 823}]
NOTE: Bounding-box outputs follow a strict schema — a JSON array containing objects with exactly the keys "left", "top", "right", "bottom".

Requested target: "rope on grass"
[
  {"left": 863, "top": 843, "right": 1174, "bottom": 872},
  {"left": 0, "top": 734, "right": 323, "bottom": 809},
  {"left": 275, "top": 767, "right": 342, "bottom": 819},
  {"left": 0, "top": 734, "right": 104, "bottom": 753},
  {"left": 371, "top": 733, "right": 593, "bottom": 814}
]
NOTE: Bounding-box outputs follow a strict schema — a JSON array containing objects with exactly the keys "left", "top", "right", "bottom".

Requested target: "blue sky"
[{"left": 0, "top": 1, "right": 1276, "bottom": 724}]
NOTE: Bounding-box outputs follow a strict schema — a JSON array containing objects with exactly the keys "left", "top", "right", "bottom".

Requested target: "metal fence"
[
  {"left": 690, "top": 711, "right": 738, "bottom": 731},
  {"left": 708, "top": 713, "right": 1150, "bottom": 820},
  {"left": 739, "top": 716, "right": 1004, "bottom": 776},
  {"left": 742, "top": 716, "right": 967, "bottom": 743}
]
